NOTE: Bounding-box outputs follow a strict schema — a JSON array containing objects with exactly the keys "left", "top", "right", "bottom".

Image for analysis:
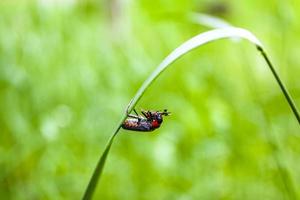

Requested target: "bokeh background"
[{"left": 1, "top": 0, "right": 299, "bottom": 199}]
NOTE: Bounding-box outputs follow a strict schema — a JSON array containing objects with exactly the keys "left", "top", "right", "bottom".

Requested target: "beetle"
[{"left": 121, "top": 109, "right": 170, "bottom": 132}]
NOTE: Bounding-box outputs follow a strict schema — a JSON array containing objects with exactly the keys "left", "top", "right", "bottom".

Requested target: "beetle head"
[{"left": 155, "top": 109, "right": 171, "bottom": 123}]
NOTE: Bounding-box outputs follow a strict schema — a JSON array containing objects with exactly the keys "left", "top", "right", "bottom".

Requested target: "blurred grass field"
[{"left": 0, "top": 1, "right": 300, "bottom": 199}]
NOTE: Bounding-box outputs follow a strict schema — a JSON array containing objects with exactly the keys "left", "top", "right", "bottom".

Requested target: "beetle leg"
[
  {"left": 141, "top": 110, "right": 148, "bottom": 118},
  {"left": 133, "top": 109, "right": 139, "bottom": 116},
  {"left": 127, "top": 110, "right": 145, "bottom": 122},
  {"left": 127, "top": 114, "right": 140, "bottom": 119},
  {"left": 133, "top": 109, "right": 143, "bottom": 122},
  {"left": 125, "top": 99, "right": 134, "bottom": 115}
]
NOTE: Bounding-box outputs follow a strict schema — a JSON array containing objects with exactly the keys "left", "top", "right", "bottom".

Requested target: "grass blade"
[
  {"left": 82, "top": 26, "right": 299, "bottom": 200},
  {"left": 188, "top": 12, "right": 231, "bottom": 28},
  {"left": 82, "top": 125, "right": 122, "bottom": 200},
  {"left": 257, "top": 46, "right": 300, "bottom": 123}
]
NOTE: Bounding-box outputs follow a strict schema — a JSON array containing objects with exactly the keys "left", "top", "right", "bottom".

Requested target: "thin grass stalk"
[
  {"left": 195, "top": 14, "right": 299, "bottom": 199},
  {"left": 237, "top": 45, "right": 297, "bottom": 200},
  {"left": 257, "top": 46, "right": 300, "bottom": 123},
  {"left": 82, "top": 27, "right": 299, "bottom": 200}
]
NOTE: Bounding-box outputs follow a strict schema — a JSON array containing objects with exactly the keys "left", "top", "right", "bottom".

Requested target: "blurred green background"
[{"left": 1, "top": 0, "right": 299, "bottom": 199}]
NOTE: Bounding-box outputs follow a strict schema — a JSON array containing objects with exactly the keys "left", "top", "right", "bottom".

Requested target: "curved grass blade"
[
  {"left": 126, "top": 27, "right": 299, "bottom": 123},
  {"left": 188, "top": 12, "right": 231, "bottom": 28},
  {"left": 82, "top": 26, "right": 300, "bottom": 200}
]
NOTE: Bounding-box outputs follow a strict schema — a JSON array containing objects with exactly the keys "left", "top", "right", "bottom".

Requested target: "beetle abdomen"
[{"left": 122, "top": 119, "right": 153, "bottom": 132}]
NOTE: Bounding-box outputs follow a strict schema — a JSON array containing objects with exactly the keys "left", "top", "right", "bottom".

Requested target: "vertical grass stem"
[{"left": 257, "top": 46, "right": 300, "bottom": 124}]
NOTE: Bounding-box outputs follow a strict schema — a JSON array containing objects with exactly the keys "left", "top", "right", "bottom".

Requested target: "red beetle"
[{"left": 122, "top": 109, "right": 170, "bottom": 132}]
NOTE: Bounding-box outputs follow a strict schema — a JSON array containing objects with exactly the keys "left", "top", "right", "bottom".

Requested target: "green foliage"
[{"left": 0, "top": 1, "right": 299, "bottom": 200}]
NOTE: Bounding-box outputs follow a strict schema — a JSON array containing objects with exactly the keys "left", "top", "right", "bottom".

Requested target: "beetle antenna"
[{"left": 159, "top": 109, "right": 171, "bottom": 116}]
